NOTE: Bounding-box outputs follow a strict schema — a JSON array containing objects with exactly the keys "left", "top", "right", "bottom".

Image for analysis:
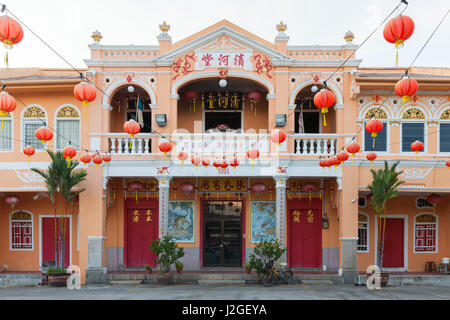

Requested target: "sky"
[{"left": 2, "top": 0, "right": 449, "bottom": 69}]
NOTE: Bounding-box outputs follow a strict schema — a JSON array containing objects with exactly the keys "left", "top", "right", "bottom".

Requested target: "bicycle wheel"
[
  {"left": 282, "top": 270, "right": 293, "bottom": 284},
  {"left": 261, "top": 274, "right": 275, "bottom": 287}
]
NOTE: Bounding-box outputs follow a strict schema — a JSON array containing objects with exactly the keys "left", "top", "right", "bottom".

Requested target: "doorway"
[
  {"left": 202, "top": 200, "right": 242, "bottom": 267},
  {"left": 376, "top": 216, "right": 407, "bottom": 269},
  {"left": 40, "top": 216, "right": 71, "bottom": 268}
]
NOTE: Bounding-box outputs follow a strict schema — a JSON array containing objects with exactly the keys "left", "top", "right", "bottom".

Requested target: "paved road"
[{"left": 0, "top": 283, "right": 449, "bottom": 300}]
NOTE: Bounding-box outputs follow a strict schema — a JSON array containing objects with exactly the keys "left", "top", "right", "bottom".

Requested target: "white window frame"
[
  {"left": 0, "top": 114, "right": 14, "bottom": 152},
  {"left": 362, "top": 119, "right": 390, "bottom": 154},
  {"left": 357, "top": 212, "right": 369, "bottom": 253},
  {"left": 9, "top": 210, "right": 34, "bottom": 251},
  {"left": 21, "top": 105, "right": 48, "bottom": 151},
  {"left": 413, "top": 212, "right": 438, "bottom": 254},
  {"left": 400, "top": 107, "right": 427, "bottom": 154},
  {"left": 55, "top": 105, "right": 81, "bottom": 152}
]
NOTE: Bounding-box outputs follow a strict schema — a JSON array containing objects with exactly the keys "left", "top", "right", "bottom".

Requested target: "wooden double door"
[
  {"left": 288, "top": 199, "right": 322, "bottom": 268},
  {"left": 125, "top": 199, "right": 158, "bottom": 268},
  {"left": 41, "top": 217, "right": 71, "bottom": 267}
]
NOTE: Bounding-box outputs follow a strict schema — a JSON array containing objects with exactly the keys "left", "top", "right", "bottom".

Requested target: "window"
[
  {"left": 10, "top": 211, "right": 33, "bottom": 250},
  {"left": 416, "top": 197, "right": 433, "bottom": 209},
  {"left": 363, "top": 108, "right": 388, "bottom": 152},
  {"left": 414, "top": 214, "right": 437, "bottom": 253},
  {"left": 357, "top": 213, "right": 369, "bottom": 252},
  {"left": 358, "top": 196, "right": 367, "bottom": 208},
  {"left": 56, "top": 105, "right": 80, "bottom": 150},
  {"left": 402, "top": 108, "right": 425, "bottom": 152},
  {"left": 439, "top": 109, "right": 450, "bottom": 152},
  {"left": 0, "top": 114, "right": 12, "bottom": 151},
  {"left": 22, "top": 105, "right": 47, "bottom": 150}
]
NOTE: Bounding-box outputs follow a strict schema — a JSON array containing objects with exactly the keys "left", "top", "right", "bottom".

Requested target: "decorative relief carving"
[
  {"left": 56, "top": 105, "right": 79, "bottom": 118},
  {"left": 102, "top": 72, "right": 158, "bottom": 95},
  {"left": 440, "top": 109, "right": 450, "bottom": 120},
  {"left": 23, "top": 106, "right": 45, "bottom": 118},
  {"left": 364, "top": 108, "right": 387, "bottom": 119},
  {"left": 416, "top": 214, "right": 436, "bottom": 223},
  {"left": 402, "top": 108, "right": 425, "bottom": 120},
  {"left": 14, "top": 170, "right": 45, "bottom": 183},
  {"left": 397, "top": 167, "right": 433, "bottom": 180}
]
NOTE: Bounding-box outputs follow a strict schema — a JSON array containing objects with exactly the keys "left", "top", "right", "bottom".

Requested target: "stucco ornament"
[
  {"left": 397, "top": 167, "right": 433, "bottom": 180},
  {"left": 14, "top": 170, "right": 45, "bottom": 183}
]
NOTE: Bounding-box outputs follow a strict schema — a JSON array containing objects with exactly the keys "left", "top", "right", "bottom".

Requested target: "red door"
[
  {"left": 125, "top": 199, "right": 158, "bottom": 267},
  {"left": 288, "top": 199, "right": 322, "bottom": 268},
  {"left": 42, "top": 217, "right": 70, "bottom": 267},
  {"left": 379, "top": 218, "right": 404, "bottom": 268}
]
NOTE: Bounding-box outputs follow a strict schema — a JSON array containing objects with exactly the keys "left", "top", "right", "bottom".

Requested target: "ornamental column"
[
  {"left": 157, "top": 176, "right": 172, "bottom": 238},
  {"left": 274, "top": 176, "right": 288, "bottom": 263}
]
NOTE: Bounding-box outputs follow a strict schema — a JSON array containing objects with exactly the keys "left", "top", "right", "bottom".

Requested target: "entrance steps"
[{"left": 0, "top": 273, "right": 41, "bottom": 287}]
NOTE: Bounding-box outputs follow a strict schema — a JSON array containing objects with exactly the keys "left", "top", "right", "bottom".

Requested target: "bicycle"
[{"left": 261, "top": 262, "right": 293, "bottom": 287}]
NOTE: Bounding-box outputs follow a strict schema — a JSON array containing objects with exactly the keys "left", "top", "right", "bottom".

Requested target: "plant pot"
[
  {"left": 47, "top": 273, "right": 71, "bottom": 287},
  {"left": 245, "top": 269, "right": 251, "bottom": 274},
  {"left": 176, "top": 268, "right": 183, "bottom": 274},
  {"left": 157, "top": 273, "right": 171, "bottom": 285},
  {"left": 366, "top": 271, "right": 390, "bottom": 287},
  {"left": 145, "top": 269, "right": 152, "bottom": 274}
]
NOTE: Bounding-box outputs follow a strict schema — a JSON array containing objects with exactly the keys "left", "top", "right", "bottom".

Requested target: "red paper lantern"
[
  {"left": 191, "top": 155, "right": 201, "bottom": 167},
  {"left": 247, "top": 149, "right": 259, "bottom": 160},
  {"left": 102, "top": 154, "right": 111, "bottom": 163},
  {"left": 220, "top": 160, "right": 228, "bottom": 169},
  {"left": 124, "top": 119, "right": 141, "bottom": 138},
  {"left": 183, "top": 90, "right": 199, "bottom": 112},
  {"left": 366, "top": 152, "right": 377, "bottom": 162},
  {"left": 213, "top": 161, "right": 220, "bottom": 169},
  {"left": 62, "top": 146, "right": 77, "bottom": 162},
  {"left": 5, "top": 195, "right": 19, "bottom": 209},
  {"left": 427, "top": 193, "right": 441, "bottom": 205},
  {"left": 410, "top": 140, "right": 424, "bottom": 154},
  {"left": 23, "top": 145, "right": 35, "bottom": 158},
  {"left": 383, "top": 15, "right": 415, "bottom": 48},
  {"left": 346, "top": 142, "right": 360, "bottom": 156},
  {"left": 230, "top": 158, "right": 239, "bottom": 168},
  {"left": 158, "top": 141, "right": 172, "bottom": 154},
  {"left": 80, "top": 153, "right": 91, "bottom": 165},
  {"left": 337, "top": 151, "right": 349, "bottom": 163},
  {"left": 247, "top": 90, "right": 263, "bottom": 103},
  {"left": 129, "top": 181, "right": 144, "bottom": 192},
  {"left": 178, "top": 151, "right": 188, "bottom": 162},
  {"left": 251, "top": 182, "right": 266, "bottom": 196},
  {"left": 0, "top": 92, "right": 16, "bottom": 117},
  {"left": 0, "top": 16, "right": 24, "bottom": 67},
  {"left": 446, "top": 160, "right": 450, "bottom": 168},
  {"left": 365, "top": 119, "right": 383, "bottom": 148},
  {"left": 92, "top": 154, "right": 103, "bottom": 166},
  {"left": 270, "top": 129, "right": 287, "bottom": 145},
  {"left": 202, "top": 159, "right": 210, "bottom": 167},
  {"left": 180, "top": 182, "right": 195, "bottom": 196},
  {"left": 331, "top": 156, "right": 340, "bottom": 167},
  {"left": 313, "top": 89, "right": 335, "bottom": 127},
  {"left": 395, "top": 77, "right": 419, "bottom": 103},
  {"left": 319, "top": 159, "right": 327, "bottom": 168},
  {"left": 74, "top": 81, "right": 97, "bottom": 107},
  {"left": 35, "top": 127, "right": 53, "bottom": 146}
]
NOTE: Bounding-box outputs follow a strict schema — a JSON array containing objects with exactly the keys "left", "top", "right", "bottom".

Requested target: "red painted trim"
[
  {"left": 241, "top": 197, "right": 246, "bottom": 267},
  {"left": 199, "top": 197, "right": 203, "bottom": 268},
  {"left": 123, "top": 196, "right": 127, "bottom": 268}
]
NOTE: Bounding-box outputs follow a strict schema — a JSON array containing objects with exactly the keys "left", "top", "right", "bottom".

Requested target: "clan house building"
[{"left": 0, "top": 20, "right": 449, "bottom": 284}]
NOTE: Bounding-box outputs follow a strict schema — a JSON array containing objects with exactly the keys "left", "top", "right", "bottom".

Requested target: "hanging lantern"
[
  {"left": 270, "top": 129, "right": 287, "bottom": 145},
  {"left": 383, "top": 15, "right": 415, "bottom": 67},
  {"left": 202, "top": 158, "right": 210, "bottom": 168},
  {"left": 331, "top": 156, "right": 341, "bottom": 167},
  {"left": 365, "top": 119, "right": 383, "bottom": 148},
  {"left": 366, "top": 152, "right": 377, "bottom": 162},
  {"left": 251, "top": 182, "right": 266, "bottom": 196},
  {"left": 395, "top": 77, "right": 419, "bottom": 104},
  {"left": 74, "top": 81, "right": 97, "bottom": 119},
  {"left": 92, "top": 154, "right": 103, "bottom": 167},
  {"left": 129, "top": 181, "right": 144, "bottom": 203},
  {"left": 35, "top": 127, "right": 53, "bottom": 151},
  {"left": 427, "top": 193, "right": 441, "bottom": 214},
  {"left": 23, "top": 145, "right": 35, "bottom": 159},
  {"left": 213, "top": 160, "right": 221, "bottom": 172},
  {"left": 102, "top": 154, "right": 112, "bottom": 164},
  {"left": 313, "top": 89, "right": 335, "bottom": 127},
  {"left": 80, "top": 153, "right": 91, "bottom": 165},
  {"left": 158, "top": 141, "right": 172, "bottom": 161},
  {"left": 183, "top": 90, "right": 199, "bottom": 112},
  {"left": 178, "top": 151, "right": 188, "bottom": 168},
  {"left": 0, "top": 92, "right": 16, "bottom": 129},
  {"left": 346, "top": 142, "right": 360, "bottom": 156},
  {"left": 220, "top": 160, "right": 228, "bottom": 169},
  {"left": 191, "top": 155, "right": 201, "bottom": 167},
  {"left": 446, "top": 160, "right": 450, "bottom": 168},
  {"left": 247, "top": 90, "right": 263, "bottom": 117},
  {"left": 5, "top": 195, "right": 19, "bottom": 209},
  {"left": 62, "top": 145, "right": 77, "bottom": 167},
  {"left": 247, "top": 148, "right": 260, "bottom": 168},
  {"left": 0, "top": 15, "right": 24, "bottom": 67},
  {"left": 180, "top": 182, "right": 195, "bottom": 197},
  {"left": 410, "top": 140, "right": 424, "bottom": 154},
  {"left": 124, "top": 119, "right": 141, "bottom": 138},
  {"left": 230, "top": 158, "right": 239, "bottom": 171},
  {"left": 319, "top": 159, "right": 327, "bottom": 169},
  {"left": 302, "top": 183, "right": 317, "bottom": 202},
  {"left": 337, "top": 151, "right": 349, "bottom": 164}
]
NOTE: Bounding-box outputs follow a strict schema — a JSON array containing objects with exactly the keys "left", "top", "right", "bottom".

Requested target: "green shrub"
[
  {"left": 249, "top": 239, "right": 286, "bottom": 275},
  {"left": 175, "top": 261, "right": 184, "bottom": 269},
  {"left": 150, "top": 235, "right": 184, "bottom": 274},
  {"left": 46, "top": 267, "right": 69, "bottom": 275}
]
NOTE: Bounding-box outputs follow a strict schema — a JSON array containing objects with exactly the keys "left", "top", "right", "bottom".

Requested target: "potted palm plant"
[
  {"left": 150, "top": 235, "right": 184, "bottom": 285},
  {"left": 367, "top": 161, "right": 404, "bottom": 287},
  {"left": 32, "top": 150, "right": 86, "bottom": 287}
]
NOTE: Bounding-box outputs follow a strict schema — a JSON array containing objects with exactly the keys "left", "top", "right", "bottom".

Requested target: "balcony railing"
[{"left": 90, "top": 133, "right": 355, "bottom": 156}]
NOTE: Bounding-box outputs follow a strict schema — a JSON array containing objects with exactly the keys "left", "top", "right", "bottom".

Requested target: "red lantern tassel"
[{"left": 323, "top": 114, "right": 327, "bottom": 127}]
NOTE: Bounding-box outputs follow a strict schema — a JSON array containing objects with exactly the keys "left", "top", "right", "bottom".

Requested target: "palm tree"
[
  {"left": 368, "top": 161, "right": 404, "bottom": 270},
  {"left": 32, "top": 150, "right": 87, "bottom": 269}
]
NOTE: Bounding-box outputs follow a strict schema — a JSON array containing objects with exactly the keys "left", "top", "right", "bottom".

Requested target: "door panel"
[
  {"left": 42, "top": 217, "right": 70, "bottom": 267},
  {"left": 223, "top": 220, "right": 241, "bottom": 267},
  {"left": 204, "top": 220, "right": 222, "bottom": 267},
  {"left": 379, "top": 218, "right": 404, "bottom": 268}
]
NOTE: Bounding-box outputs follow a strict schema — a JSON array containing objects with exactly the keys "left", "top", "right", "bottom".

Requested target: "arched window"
[
  {"left": 56, "top": 105, "right": 80, "bottom": 150},
  {"left": 402, "top": 108, "right": 425, "bottom": 153},
  {"left": 0, "top": 112, "right": 13, "bottom": 151},
  {"left": 10, "top": 211, "right": 33, "bottom": 250},
  {"left": 414, "top": 213, "right": 437, "bottom": 253},
  {"left": 439, "top": 108, "right": 450, "bottom": 153},
  {"left": 364, "top": 108, "right": 388, "bottom": 152},
  {"left": 22, "top": 105, "right": 47, "bottom": 150},
  {"left": 357, "top": 213, "right": 369, "bottom": 252}
]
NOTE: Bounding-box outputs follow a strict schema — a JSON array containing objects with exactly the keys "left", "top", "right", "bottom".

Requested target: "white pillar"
[
  {"left": 157, "top": 177, "right": 171, "bottom": 238},
  {"left": 274, "top": 177, "right": 287, "bottom": 247}
]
